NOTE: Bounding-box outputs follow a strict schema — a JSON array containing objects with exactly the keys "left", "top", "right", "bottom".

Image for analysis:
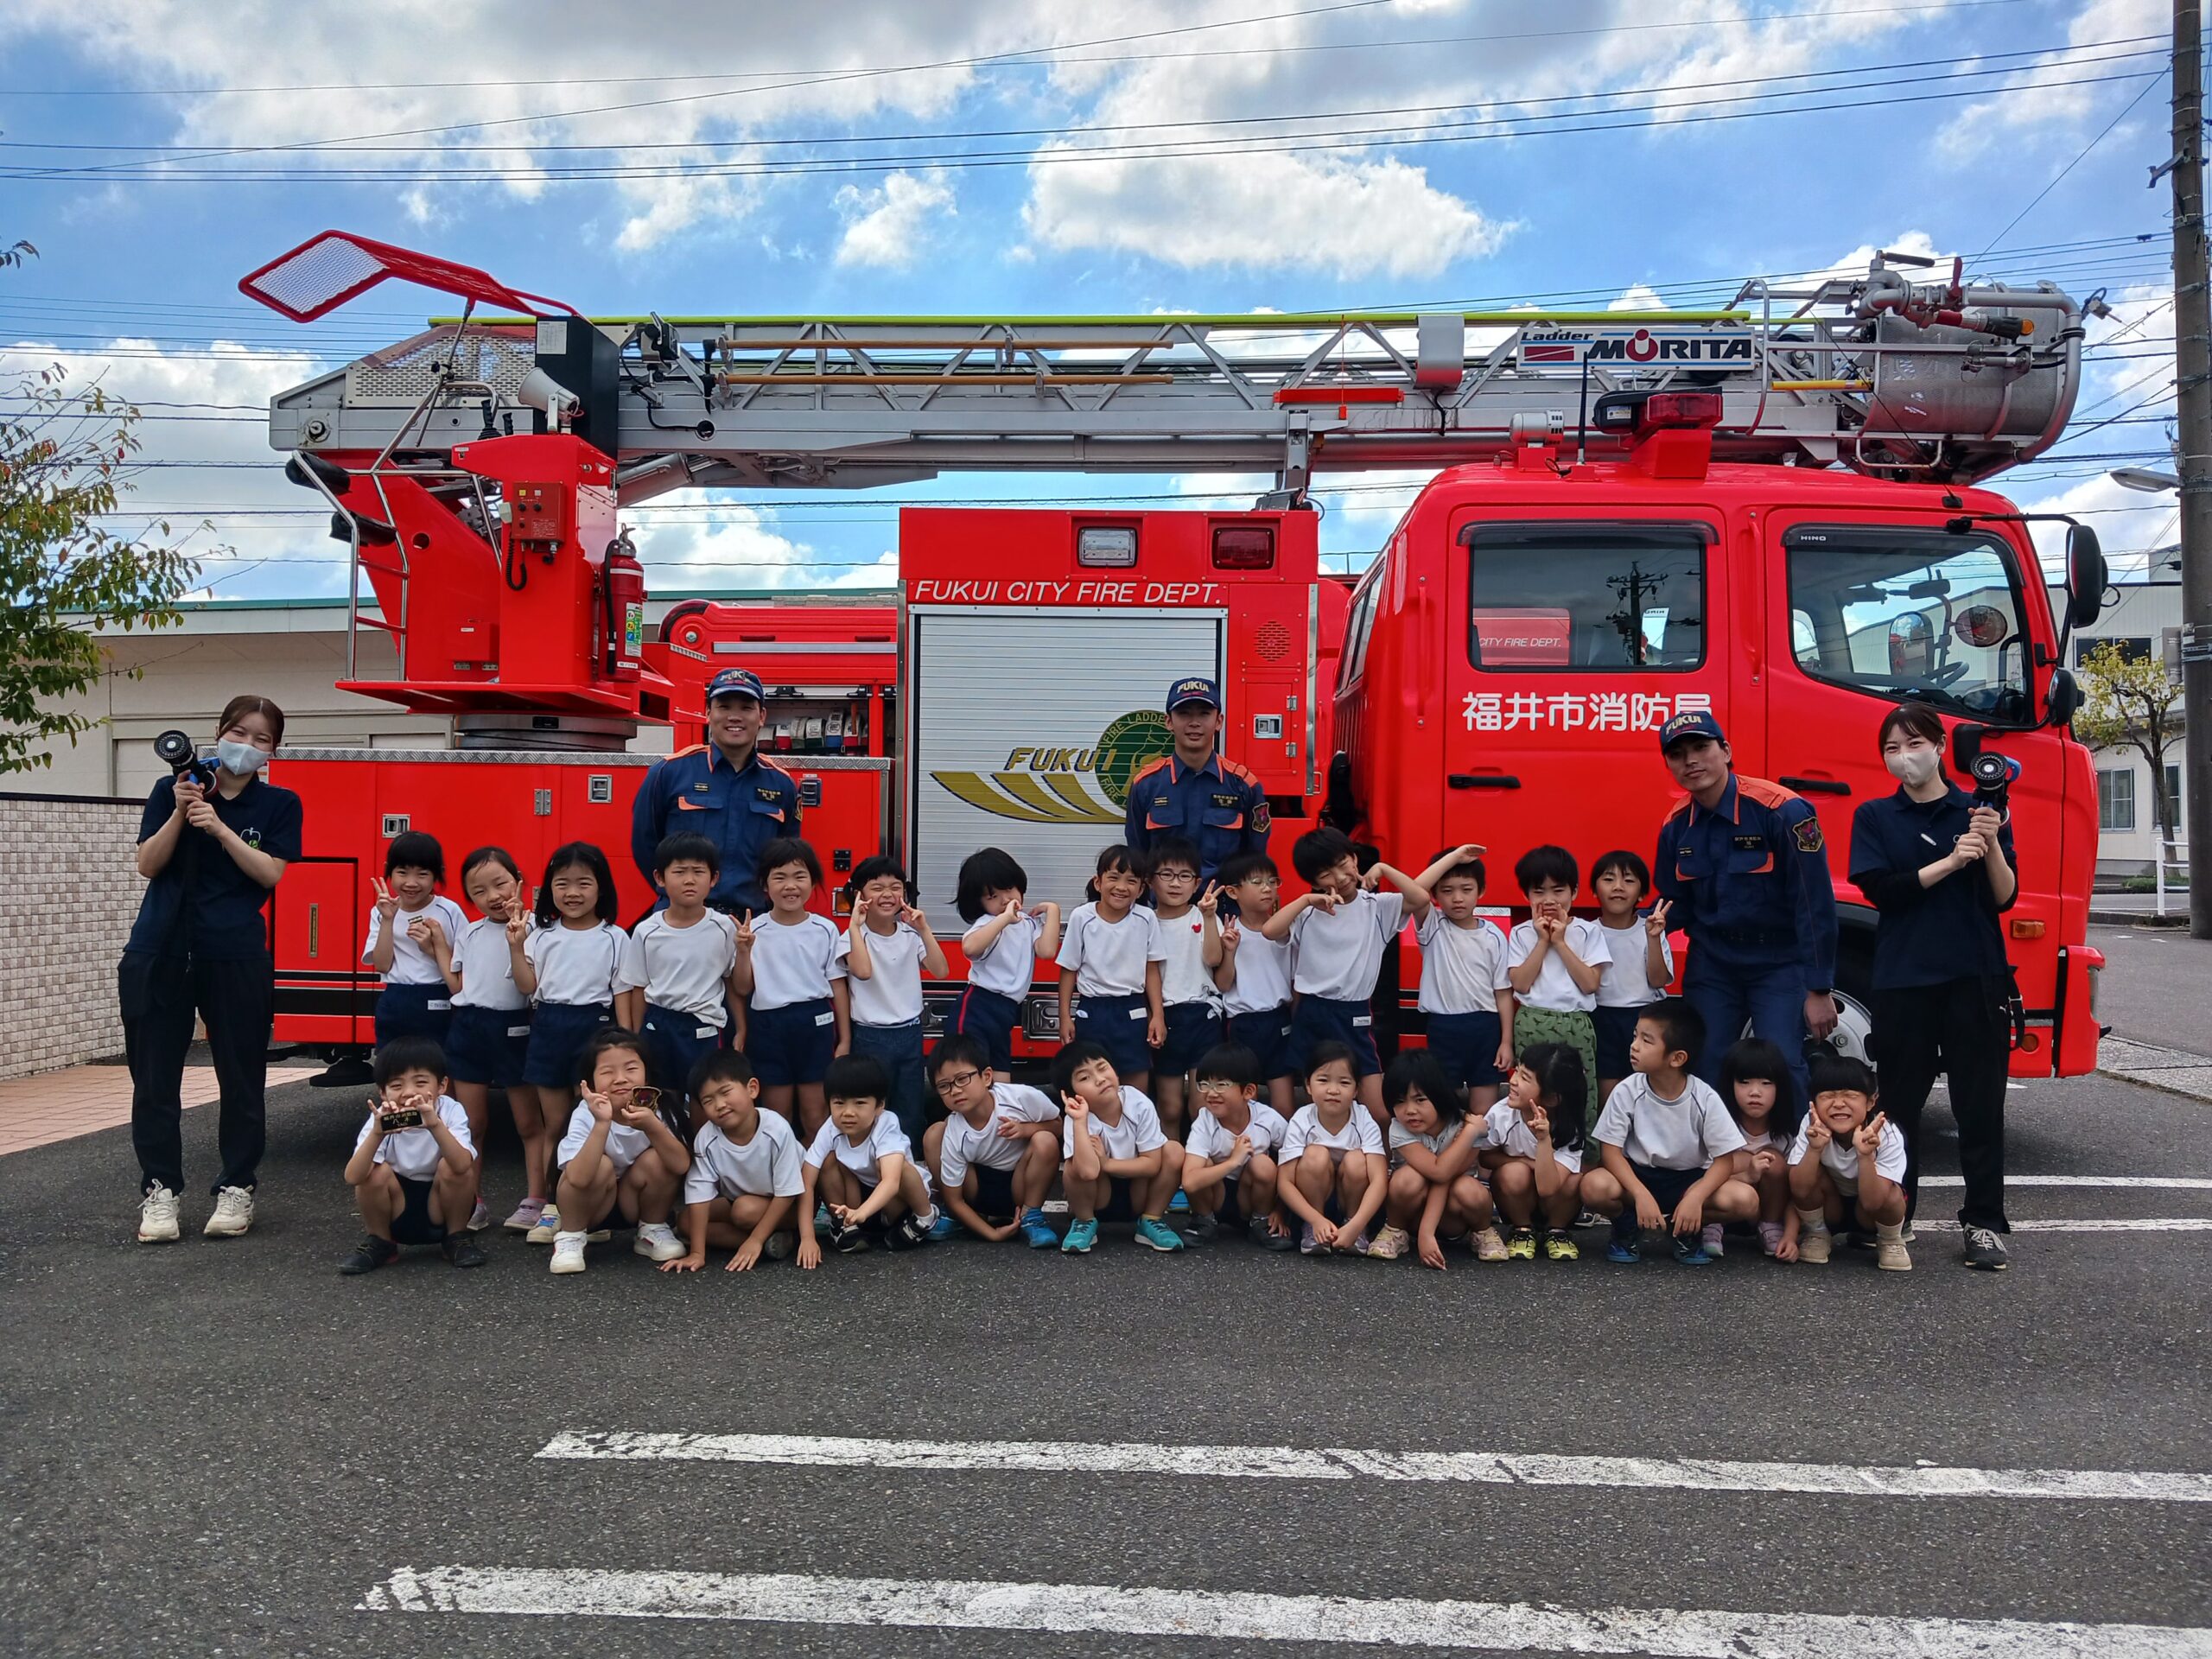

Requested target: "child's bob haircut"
[
  {"left": 1638, "top": 995, "right": 1707, "bottom": 1071},
  {"left": 1426, "top": 845, "right": 1487, "bottom": 891},
  {"left": 1085, "top": 841, "right": 1151, "bottom": 899},
  {"left": 1301, "top": 1039, "right": 1359, "bottom": 1081},
  {"left": 535, "top": 841, "right": 621, "bottom": 925},
  {"left": 460, "top": 844, "right": 521, "bottom": 890},
  {"left": 373, "top": 1035, "right": 449, "bottom": 1090},
  {"left": 577, "top": 1026, "right": 655, "bottom": 1092},
  {"left": 927, "top": 1033, "right": 993, "bottom": 1082},
  {"left": 954, "top": 846, "right": 1028, "bottom": 925},
  {"left": 385, "top": 830, "right": 446, "bottom": 883},
  {"left": 1292, "top": 827, "right": 1359, "bottom": 885},
  {"left": 1808, "top": 1050, "right": 1879, "bottom": 1101},
  {"left": 1591, "top": 848, "right": 1652, "bottom": 894},
  {"left": 688, "top": 1047, "right": 757, "bottom": 1100},
  {"left": 1052, "top": 1038, "right": 1117, "bottom": 1099},
  {"left": 1217, "top": 850, "right": 1280, "bottom": 888},
  {"left": 1192, "top": 1043, "right": 1260, "bottom": 1090},
  {"left": 1516, "top": 1041, "right": 1588, "bottom": 1152},
  {"left": 843, "top": 854, "right": 912, "bottom": 906},
  {"left": 1514, "top": 843, "right": 1580, "bottom": 895},
  {"left": 652, "top": 831, "right": 721, "bottom": 876},
  {"left": 1382, "top": 1049, "right": 1463, "bottom": 1128},
  {"left": 1147, "top": 836, "right": 1201, "bottom": 879},
  {"left": 823, "top": 1052, "right": 892, "bottom": 1104},
  {"left": 756, "top": 836, "right": 822, "bottom": 888},
  {"left": 1719, "top": 1037, "right": 1802, "bottom": 1135}
]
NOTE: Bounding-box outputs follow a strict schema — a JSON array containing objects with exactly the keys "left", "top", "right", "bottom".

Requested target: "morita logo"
[{"left": 1522, "top": 327, "right": 1757, "bottom": 371}]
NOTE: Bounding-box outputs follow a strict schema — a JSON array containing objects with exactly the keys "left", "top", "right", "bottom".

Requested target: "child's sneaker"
[
  {"left": 1134, "top": 1217, "right": 1186, "bottom": 1252},
  {"left": 1342, "top": 1231, "right": 1376, "bottom": 1257},
  {"left": 827, "top": 1217, "right": 871, "bottom": 1254},
  {"left": 1542, "top": 1230, "right": 1580, "bottom": 1261},
  {"left": 1182, "top": 1213, "right": 1220, "bottom": 1243},
  {"left": 1504, "top": 1227, "right": 1537, "bottom": 1262},
  {"left": 1060, "top": 1217, "right": 1099, "bottom": 1254},
  {"left": 1251, "top": 1216, "right": 1298, "bottom": 1251},
  {"left": 925, "top": 1210, "right": 956, "bottom": 1242},
  {"left": 549, "top": 1231, "right": 588, "bottom": 1274},
  {"left": 524, "top": 1204, "right": 562, "bottom": 1244},
  {"left": 1365, "top": 1224, "right": 1409, "bottom": 1261},
  {"left": 1796, "top": 1217, "right": 1833, "bottom": 1264},
  {"left": 467, "top": 1197, "right": 492, "bottom": 1233},
  {"left": 763, "top": 1230, "right": 797, "bottom": 1261},
  {"left": 1606, "top": 1233, "right": 1642, "bottom": 1264},
  {"left": 1875, "top": 1224, "right": 1913, "bottom": 1272},
  {"left": 1166, "top": 1188, "right": 1191, "bottom": 1214},
  {"left": 1020, "top": 1209, "right": 1058, "bottom": 1249},
  {"left": 504, "top": 1198, "right": 545, "bottom": 1234},
  {"left": 338, "top": 1235, "right": 399, "bottom": 1275},
  {"left": 202, "top": 1185, "right": 254, "bottom": 1238},
  {"left": 1671, "top": 1233, "right": 1713, "bottom": 1266},
  {"left": 1758, "top": 1220, "right": 1786, "bottom": 1256},
  {"left": 1473, "top": 1226, "right": 1510, "bottom": 1262},
  {"left": 813, "top": 1202, "right": 834, "bottom": 1235},
  {"left": 633, "top": 1222, "right": 685, "bottom": 1262},
  {"left": 137, "top": 1184, "right": 181, "bottom": 1244},
  {"left": 441, "top": 1232, "right": 487, "bottom": 1269},
  {"left": 1300, "top": 1221, "right": 1324, "bottom": 1255},
  {"left": 1700, "top": 1222, "right": 1725, "bottom": 1257}
]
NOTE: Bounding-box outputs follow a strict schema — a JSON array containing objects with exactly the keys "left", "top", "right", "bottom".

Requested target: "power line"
[{"left": 1969, "top": 72, "right": 2168, "bottom": 272}]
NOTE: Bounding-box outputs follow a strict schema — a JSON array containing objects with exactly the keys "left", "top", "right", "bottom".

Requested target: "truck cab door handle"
[
  {"left": 1449, "top": 774, "right": 1521, "bottom": 790},
  {"left": 1778, "top": 776, "right": 1851, "bottom": 796}
]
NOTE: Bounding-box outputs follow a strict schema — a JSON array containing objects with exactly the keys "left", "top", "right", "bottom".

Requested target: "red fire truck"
[{"left": 238, "top": 232, "right": 2109, "bottom": 1077}]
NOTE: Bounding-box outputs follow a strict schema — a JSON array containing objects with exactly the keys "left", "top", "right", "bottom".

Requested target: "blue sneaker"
[
  {"left": 1019, "top": 1208, "right": 1058, "bottom": 1249},
  {"left": 1672, "top": 1233, "right": 1713, "bottom": 1266},
  {"left": 1134, "top": 1217, "right": 1186, "bottom": 1252},
  {"left": 1166, "top": 1188, "right": 1191, "bottom": 1214},
  {"left": 1061, "top": 1217, "right": 1099, "bottom": 1254},
  {"left": 926, "top": 1210, "right": 957, "bottom": 1242},
  {"left": 1606, "top": 1235, "right": 1642, "bottom": 1264}
]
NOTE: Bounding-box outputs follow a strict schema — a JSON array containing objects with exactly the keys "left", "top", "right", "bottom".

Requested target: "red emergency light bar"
[
  {"left": 1272, "top": 385, "right": 1406, "bottom": 405},
  {"left": 238, "top": 230, "right": 579, "bottom": 323},
  {"left": 1592, "top": 389, "right": 1723, "bottom": 435}
]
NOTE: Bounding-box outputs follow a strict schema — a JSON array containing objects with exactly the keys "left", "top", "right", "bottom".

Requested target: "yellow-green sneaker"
[
  {"left": 1542, "top": 1230, "right": 1580, "bottom": 1262},
  {"left": 1504, "top": 1226, "right": 1538, "bottom": 1262}
]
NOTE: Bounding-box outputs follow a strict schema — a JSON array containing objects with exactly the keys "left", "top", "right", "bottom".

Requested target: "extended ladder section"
[{"left": 257, "top": 232, "right": 2089, "bottom": 493}]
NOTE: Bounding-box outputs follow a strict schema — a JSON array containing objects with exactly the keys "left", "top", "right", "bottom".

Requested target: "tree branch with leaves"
[{"left": 2075, "top": 638, "right": 2188, "bottom": 846}]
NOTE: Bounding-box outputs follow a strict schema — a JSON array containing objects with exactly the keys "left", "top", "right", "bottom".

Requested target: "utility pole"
[{"left": 2171, "top": 0, "right": 2212, "bottom": 938}]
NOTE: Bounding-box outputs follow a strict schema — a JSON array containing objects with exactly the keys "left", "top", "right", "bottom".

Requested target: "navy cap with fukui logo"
[
  {"left": 1166, "top": 676, "right": 1221, "bottom": 712},
  {"left": 705, "top": 667, "right": 767, "bottom": 703},
  {"left": 1658, "top": 709, "right": 1726, "bottom": 751}
]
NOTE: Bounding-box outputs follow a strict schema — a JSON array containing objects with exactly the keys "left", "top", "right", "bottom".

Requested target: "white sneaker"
[
  {"left": 550, "top": 1231, "right": 588, "bottom": 1274},
  {"left": 202, "top": 1185, "right": 255, "bottom": 1238},
  {"left": 634, "top": 1222, "right": 685, "bottom": 1262},
  {"left": 137, "top": 1184, "right": 181, "bottom": 1243}
]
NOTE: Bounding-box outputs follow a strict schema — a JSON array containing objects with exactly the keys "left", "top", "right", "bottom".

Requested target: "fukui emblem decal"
[{"left": 931, "top": 710, "right": 1171, "bottom": 824}]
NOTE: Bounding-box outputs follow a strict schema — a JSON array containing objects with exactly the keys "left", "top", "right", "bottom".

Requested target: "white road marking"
[
  {"left": 1917, "top": 1175, "right": 2212, "bottom": 1190},
  {"left": 537, "top": 1430, "right": 2212, "bottom": 1503},
  {"left": 1915, "top": 1217, "right": 2212, "bottom": 1232},
  {"left": 359, "top": 1566, "right": 2212, "bottom": 1656}
]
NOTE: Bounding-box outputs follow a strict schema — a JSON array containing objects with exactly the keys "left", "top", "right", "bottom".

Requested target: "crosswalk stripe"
[
  {"left": 1915, "top": 1217, "right": 2212, "bottom": 1232},
  {"left": 359, "top": 1566, "right": 2212, "bottom": 1656},
  {"left": 1916, "top": 1177, "right": 2212, "bottom": 1190},
  {"left": 537, "top": 1429, "right": 2212, "bottom": 1503}
]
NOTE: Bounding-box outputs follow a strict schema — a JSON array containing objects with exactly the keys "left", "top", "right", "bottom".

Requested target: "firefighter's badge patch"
[
  {"left": 1252, "top": 796, "right": 1271, "bottom": 834},
  {"left": 1792, "top": 817, "right": 1824, "bottom": 855}
]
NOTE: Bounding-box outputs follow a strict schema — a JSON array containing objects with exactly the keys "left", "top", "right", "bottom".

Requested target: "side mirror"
[
  {"left": 2046, "top": 666, "right": 2084, "bottom": 728},
  {"left": 2065, "top": 524, "right": 2107, "bottom": 629}
]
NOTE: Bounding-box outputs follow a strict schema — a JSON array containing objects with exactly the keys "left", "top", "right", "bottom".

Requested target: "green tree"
[
  {"left": 2075, "top": 637, "right": 2188, "bottom": 852},
  {"left": 1, "top": 251, "right": 204, "bottom": 772}
]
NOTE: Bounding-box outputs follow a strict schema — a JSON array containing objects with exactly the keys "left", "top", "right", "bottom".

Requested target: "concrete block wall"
[{"left": 0, "top": 794, "right": 147, "bottom": 1079}]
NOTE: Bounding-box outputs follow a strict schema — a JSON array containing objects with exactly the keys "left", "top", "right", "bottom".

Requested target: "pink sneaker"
[{"left": 1758, "top": 1221, "right": 1785, "bottom": 1256}]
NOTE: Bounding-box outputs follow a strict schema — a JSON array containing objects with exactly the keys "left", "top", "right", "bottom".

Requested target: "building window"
[
  {"left": 2099, "top": 767, "right": 2136, "bottom": 833},
  {"left": 2164, "top": 764, "right": 2183, "bottom": 836},
  {"left": 1463, "top": 524, "right": 1707, "bottom": 671},
  {"left": 2079, "top": 636, "right": 2154, "bottom": 665}
]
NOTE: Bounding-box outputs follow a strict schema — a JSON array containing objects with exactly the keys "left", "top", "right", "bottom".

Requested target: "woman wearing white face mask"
[
  {"left": 120, "top": 695, "right": 302, "bottom": 1245},
  {"left": 1847, "top": 702, "right": 2018, "bottom": 1272}
]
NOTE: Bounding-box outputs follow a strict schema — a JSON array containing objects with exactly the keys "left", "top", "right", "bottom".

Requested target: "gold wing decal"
[{"left": 931, "top": 772, "right": 1123, "bottom": 825}]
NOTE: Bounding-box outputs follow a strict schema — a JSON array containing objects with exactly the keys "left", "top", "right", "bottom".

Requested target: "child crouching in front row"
[
  {"left": 1789, "top": 1052, "right": 1912, "bottom": 1272},
  {"left": 1056, "top": 1039, "right": 1185, "bottom": 1255},
  {"left": 1377, "top": 1049, "right": 1492, "bottom": 1268},
  {"left": 340, "top": 1036, "right": 485, "bottom": 1274},
  {"left": 1482, "top": 1042, "right": 1588, "bottom": 1262},
  {"left": 550, "top": 1029, "right": 692, "bottom": 1275},
  {"left": 1581, "top": 997, "right": 1758, "bottom": 1266},
  {"left": 664, "top": 1049, "right": 805, "bottom": 1274},
  {"left": 798, "top": 1053, "right": 941, "bottom": 1264},
  {"left": 1178, "top": 1042, "right": 1292, "bottom": 1249}
]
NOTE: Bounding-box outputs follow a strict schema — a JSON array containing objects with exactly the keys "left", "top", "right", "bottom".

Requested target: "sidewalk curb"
[
  {"left": 2088, "top": 908, "right": 2192, "bottom": 927},
  {"left": 2097, "top": 1035, "right": 2212, "bottom": 1103}
]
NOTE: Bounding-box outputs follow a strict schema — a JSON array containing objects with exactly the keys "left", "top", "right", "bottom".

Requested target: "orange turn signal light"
[{"left": 2010, "top": 918, "right": 2045, "bottom": 939}]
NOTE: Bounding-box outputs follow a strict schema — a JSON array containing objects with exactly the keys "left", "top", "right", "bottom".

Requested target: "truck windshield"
[{"left": 1784, "top": 525, "right": 2032, "bottom": 723}]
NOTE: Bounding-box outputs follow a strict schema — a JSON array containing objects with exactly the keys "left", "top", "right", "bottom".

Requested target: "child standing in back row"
[
  {"left": 1212, "top": 852, "right": 1296, "bottom": 1119},
  {"left": 1410, "top": 842, "right": 1513, "bottom": 1109},
  {"left": 364, "top": 830, "right": 468, "bottom": 1049},
  {"left": 951, "top": 847, "right": 1060, "bottom": 1073},
  {"left": 837, "top": 855, "right": 947, "bottom": 1145},
  {"left": 1591, "top": 849, "right": 1675, "bottom": 1104},
  {"left": 1505, "top": 845, "right": 1608, "bottom": 1090},
  {"left": 624, "top": 833, "right": 743, "bottom": 1122},
  {"left": 1145, "top": 837, "right": 1224, "bottom": 1144},
  {"left": 430, "top": 844, "right": 534, "bottom": 1233},
  {"left": 734, "top": 837, "right": 849, "bottom": 1141},
  {"left": 1058, "top": 844, "right": 1166, "bottom": 1096}
]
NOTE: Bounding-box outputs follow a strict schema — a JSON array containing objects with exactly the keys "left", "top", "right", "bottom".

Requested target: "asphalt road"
[
  {"left": 3, "top": 1060, "right": 2209, "bottom": 1659},
  {"left": 2088, "top": 923, "right": 2212, "bottom": 1056}
]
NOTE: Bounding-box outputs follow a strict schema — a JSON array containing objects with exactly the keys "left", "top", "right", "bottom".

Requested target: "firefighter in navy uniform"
[
  {"left": 1123, "top": 676, "right": 1271, "bottom": 886},
  {"left": 632, "top": 667, "right": 801, "bottom": 917},
  {"left": 1650, "top": 710, "right": 1840, "bottom": 1103}
]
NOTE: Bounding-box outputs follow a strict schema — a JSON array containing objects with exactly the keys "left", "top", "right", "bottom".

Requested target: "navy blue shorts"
[
  {"left": 950, "top": 984, "right": 1022, "bottom": 1073},
  {"left": 1213, "top": 1171, "right": 1249, "bottom": 1224},
  {"left": 523, "top": 1001, "right": 613, "bottom": 1090},
  {"left": 1096, "top": 1175, "right": 1140, "bottom": 1223},
  {"left": 851, "top": 1020, "right": 926, "bottom": 1141},
  {"left": 390, "top": 1174, "right": 447, "bottom": 1246},
  {"left": 1154, "top": 1001, "right": 1223, "bottom": 1078},
  {"left": 445, "top": 1004, "right": 532, "bottom": 1088},
  {"left": 1424, "top": 1009, "right": 1505, "bottom": 1092},
  {"left": 1621, "top": 1159, "right": 1707, "bottom": 1224},
  {"left": 1227, "top": 1007, "right": 1295, "bottom": 1081},
  {"left": 1289, "top": 995, "right": 1382, "bottom": 1079},
  {"left": 1592, "top": 1004, "right": 1644, "bottom": 1082},
  {"left": 749, "top": 997, "right": 836, "bottom": 1089},
  {"left": 374, "top": 982, "right": 453, "bottom": 1050},
  {"left": 969, "top": 1161, "right": 1019, "bottom": 1219},
  {"left": 641, "top": 1002, "right": 724, "bottom": 1099},
  {"left": 1071, "top": 992, "right": 1152, "bottom": 1077}
]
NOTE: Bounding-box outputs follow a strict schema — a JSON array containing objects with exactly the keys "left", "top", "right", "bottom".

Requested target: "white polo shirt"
[
  {"left": 1060, "top": 1087, "right": 1167, "bottom": 1161},
  {"left": 1386, "top": 1115, "right": 1480, "bottom": 1166},
  {"left": 1414, "top": 911, "right": 1511, "bottom": 1016},
  {"left": 1596, "top": 920, "right": 1675, "bottom": 1008},
  {"left": 1221, "top": 927, "right": 1292, "bottom": 1016},
  {"left": 804, "top": 1111, "right": 925, "bottom": 1192},
  {"left": 964, "top": 911, "right": 1041, "bottom": 999},
  {"left": 749, "top": 912, "right": 848, "bottom": 1011},
  {"left": 1479, "top": 1101, "right": 1585, "bottom": 1174},
  {"left": 1185, "top": 1100, "right": 1289, "bottom": 1167},
  {"left": 1056, "top": 903, "right": 1166, "bottom": 999},
  {"left": 683, "top": 1112, "right": 805, "bottom": 1205},
  {"left": 363, "top": 893, "right": 469, "bottom": 987},
  {"left": 1787, "top": 1118, "right": 1908, "bottom": 1192},
  {"left": 1154, "top": 907, "right": 1218, "bottom": 1007},
  {"left": 557, "top": 1101, "right": 652, "bottom": 1174},
  {"left": 354, "top": 1094, "right": 474, "bottom": 1182},
  {"left": 1506, "top": 918, "right": 1611, "bottom": 1014},
  {"left": 526, "top": 922, "right": 640, "bottom": 1007},
  {"left": 623, "top": 910, "right": 740, "bottom": 1024},
  {"left": 1281, "top": 1102, "right": 1387, "bottom": 1160},
  {"left": 450, "top": 916, "right": 529, "bottom": 1012},
  {"left": 836, "top": 920, "right": 928, "bottom": 1027},
  {"left": 1592, "top": 1073, "right": 1745, "bottom": 1171},
  {"left": 938, "top": 1081, "right": 1060, "bottom": 1186},
  {"left": 1288, "top": 889, "right": 1403, "bottom": 1001}
]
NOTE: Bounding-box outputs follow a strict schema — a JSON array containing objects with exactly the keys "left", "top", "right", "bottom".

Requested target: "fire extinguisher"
[{"left": 601, "top": 530, "right": 645, "bottom": 683}]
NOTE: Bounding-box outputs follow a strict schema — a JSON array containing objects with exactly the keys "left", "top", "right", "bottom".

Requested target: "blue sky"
[{"left": 0, "top": 0, "right": 2183, "bottom": 600}]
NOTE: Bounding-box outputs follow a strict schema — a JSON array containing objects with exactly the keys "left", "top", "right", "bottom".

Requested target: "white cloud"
[
  {"left": 632, "top": 504, "right": 898, "bottom": 591},
  {"left": 833, "top": 170, "right": 955, "bottom": 269},
  {"left": 1939, "top": 0, "right": 2164, "bottom": 154},
  {"left": 1609, "top": 283, "right": 1668, "bottom": 312}
]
